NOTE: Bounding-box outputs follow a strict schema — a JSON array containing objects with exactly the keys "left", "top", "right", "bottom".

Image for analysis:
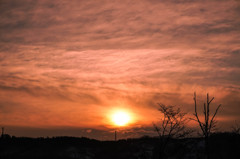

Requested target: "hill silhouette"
[{"left": 0, "top": 132, "right": 239, "bottom": 159}]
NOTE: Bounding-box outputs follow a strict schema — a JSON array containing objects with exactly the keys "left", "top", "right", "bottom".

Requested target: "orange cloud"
[{"left": 0, "top": 0, "right": 240, "bottom": 137}]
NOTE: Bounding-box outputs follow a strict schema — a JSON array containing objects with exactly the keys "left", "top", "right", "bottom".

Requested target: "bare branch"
[
  {"left": 192, "top": 92, "right": 222, "bottom": 159},
  {"left": 209, "top": 97, "right": 214, "bottom": 104},
  {"left": 153, "top": 122, "right": 161, "bottom": 137},
  {"left": 189, "top": 118, "right": 204, "bottom": 125},
  {"left": 193, "top": 92, "right": 205, "bottom": 133},
  {"left": 209, "top": 104, "right": 221, "bottom": 131},
  {"left": 204, "top": 103, "right": 206, "bottom": 123},
  {"left": 231, "top": 121, "right": 240, "bottom": 134}
]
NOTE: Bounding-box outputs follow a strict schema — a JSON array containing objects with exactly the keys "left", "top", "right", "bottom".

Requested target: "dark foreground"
[{"left": 0, "top": 132, "right": 239, "bottom": 159}]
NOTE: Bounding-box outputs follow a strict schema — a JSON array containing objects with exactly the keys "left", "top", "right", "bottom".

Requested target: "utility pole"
[{"left": 115, "top": 130, "right": 117, "bottom": 141}]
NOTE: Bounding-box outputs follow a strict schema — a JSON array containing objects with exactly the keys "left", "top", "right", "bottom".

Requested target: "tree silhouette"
[
  {"left": 231, "top": 121, "right": 240, "bottom": 134},
  {"left": 153, "top": 104, "right": 191, "bottom": 159},
  {"left": 191, "top": 92, "right": 221, "bottom": 159}
]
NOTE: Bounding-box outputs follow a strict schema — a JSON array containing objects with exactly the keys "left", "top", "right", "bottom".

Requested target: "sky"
[{"left": 0, "top": 0, "right": 240, "bottom": 140}]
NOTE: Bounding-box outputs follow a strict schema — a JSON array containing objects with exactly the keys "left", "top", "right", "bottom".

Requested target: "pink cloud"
[{"left": 0, "top": 0, "right": 239, "bottom": 137}]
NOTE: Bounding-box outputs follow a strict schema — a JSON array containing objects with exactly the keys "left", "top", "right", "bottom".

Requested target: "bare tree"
[
  {"left": 191, "top": 92, "right": 221, "bottom": 159},
  {"left": 153, "top": 104, "right": 191, "bottom": 159},
  {"left": 231, "top": 121, "right": 240, "bottom": 134}
]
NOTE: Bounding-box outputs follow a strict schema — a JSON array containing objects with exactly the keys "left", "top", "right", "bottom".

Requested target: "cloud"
[
  {"left": 0, "top": 0, "right": 239, "bottom": 49},
  {"left": 0, "top": 0, "right": 240, "bottom": 137}
]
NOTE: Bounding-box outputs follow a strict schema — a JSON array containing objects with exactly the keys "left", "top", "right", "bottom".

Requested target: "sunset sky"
[{"left": 0, "top": 0, "right": 240, "bottom": 140}]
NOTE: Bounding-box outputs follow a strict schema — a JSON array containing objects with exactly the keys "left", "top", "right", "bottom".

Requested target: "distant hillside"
[{"left": 0, "top": 132, "right": 239, "bottom": 159}]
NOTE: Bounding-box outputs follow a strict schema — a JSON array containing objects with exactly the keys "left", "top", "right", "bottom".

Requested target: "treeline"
[{"left": 0, "top": 132, "right": 240, "bottom": 159}]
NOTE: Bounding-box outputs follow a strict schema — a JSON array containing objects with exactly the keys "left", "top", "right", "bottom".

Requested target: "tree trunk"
[{"left": 205, "top": 136, "right": 209, "bottom": 159}]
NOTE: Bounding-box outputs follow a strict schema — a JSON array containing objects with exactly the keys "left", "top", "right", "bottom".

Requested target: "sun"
[{"left": 112, "top": 111, "right": 131, "bottom": 126}]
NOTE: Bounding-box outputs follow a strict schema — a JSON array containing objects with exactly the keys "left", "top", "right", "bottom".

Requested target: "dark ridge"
[{"left": 0, "top": 133, "right": 239, "bottom": 159}]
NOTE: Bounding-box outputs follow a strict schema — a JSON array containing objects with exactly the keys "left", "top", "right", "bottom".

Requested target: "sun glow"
[{"left": 112, "top": 111, "right": 131, "bottom": 126}]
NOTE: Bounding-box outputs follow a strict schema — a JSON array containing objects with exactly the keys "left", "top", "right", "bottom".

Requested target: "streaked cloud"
[{"left": 0, "top": 0, "right": 239, "bottom": 137}]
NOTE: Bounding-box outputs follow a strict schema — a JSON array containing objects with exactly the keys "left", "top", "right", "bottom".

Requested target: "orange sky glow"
[{"left": 0, "top": 0, "right": 240, "bottom": 140}]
